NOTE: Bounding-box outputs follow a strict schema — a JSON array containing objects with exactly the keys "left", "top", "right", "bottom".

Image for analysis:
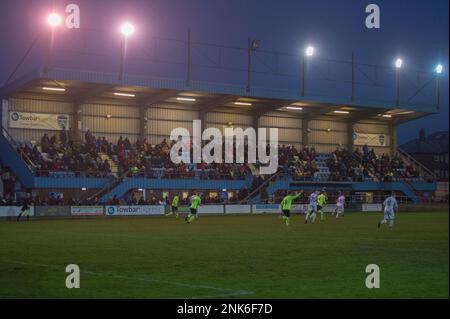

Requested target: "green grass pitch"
[{"left": 0, "top": 212, "right": 448, "bottom": 299}]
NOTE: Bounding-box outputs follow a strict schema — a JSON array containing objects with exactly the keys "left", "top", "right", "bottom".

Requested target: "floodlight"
[
  {"left": 305, "top": 46, "right": 315, "bottom": 57},
  {"left": 47, "top": 13, "right": 62, "bottom": 27},
  {"left": 120, "top": 22, "right": 135, "bottom": 37}
]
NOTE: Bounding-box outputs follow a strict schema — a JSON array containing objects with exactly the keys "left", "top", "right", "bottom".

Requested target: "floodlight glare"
[
  {"left": 47, "top": 12, "right": 62, "bottom": 27},
  {"left": 435, "top": 64, "right": 443, "bottom": 74},
  {"left": 305, "top": 46, "right": 315, "bottom": 57},
  {"left": 114, "top": 92, "right": 135, "bottom": 97},
  {"left": 42, "top": 87, "right": 66, "bottom": 92},
  {"left": 286, "top": 106, "right": 303, "bottom": 111},
  {"left": 176, "top": 97, "right": 196, "bottom": 102},
  {"left": 333, "top": 110, "right": 350, "bottom": 114},
  {"left": 395, "top": 58, "right": 403, "bottom": 69},
  {"left": 120, "top": 22, "right": 135, "bottom": 37}
]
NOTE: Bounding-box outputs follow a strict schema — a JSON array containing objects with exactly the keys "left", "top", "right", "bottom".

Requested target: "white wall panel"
[
  {"left": 147, "top": 107, "right": 198, "bottom": 121},
  {"left": 8, "top": 98, "right": 73, "bottom": 114},
  {"left": 206, "top": 112, "right": 253, "bottom": 126},
  {"left": 147, "top": 120, "right": 194, "bottom": 136},
  {"left": 277, "top": 129, "right": 302, "bottom": 144},
  {"left": 259, "top": 116, "right": 301, "bottom": 129},
  {"left": 309, "top": 130, "right": 348, "bottom": 148},
  {"left": 81, "top": 116, "right": 139, "bottom": 134},
  {"left": 81, "top": 104, "right": 139, "bottom": 118},
  {"left": 309, "top": 119, "right": 347, "bottom": 131},
  {"left": 354, "top": 122, "right": 390, "bottom": 134}
]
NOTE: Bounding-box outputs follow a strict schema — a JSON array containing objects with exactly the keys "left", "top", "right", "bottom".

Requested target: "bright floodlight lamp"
[
  {"left": 395, "top": 58, "right": 403, "bottom": 69},
  {"left": 305, "top": 46, "right": 315, "bottom": 57},
  {"left": 47, "top": 12, "right": 62, "bottom": 27},
  {"left": 435, "top": 64, "right": 443, "bottom": 74},
  {"left": 251, "top": 40, "right": 260, "bottom": 50},
  {"left": 120, "top": 22, "right": 135, "bottom": 37}
]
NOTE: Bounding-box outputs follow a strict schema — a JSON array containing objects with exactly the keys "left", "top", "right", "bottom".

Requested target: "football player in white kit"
[
  {"left": 305, "top": 190, "right": 319, "bottom": 224},
  {"left": 378, "top": 192, "right": 398, "bottom": 228},
  {"left": 335, "top": 191, "right": 345, "bottom": 218}
]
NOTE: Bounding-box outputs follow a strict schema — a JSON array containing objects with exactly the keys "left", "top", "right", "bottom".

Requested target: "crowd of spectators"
[
  {"left": 17, "top": 129, "right": 111, "bottom": 177},
  {"left": 327, "top": 145, "right": 420, "bottom": 182},
  {"left": 15, "top": 130, "right": 323, "bottom": 183},
  {"left": 14, "top": 128, "right": 424, "bottom": 188},
  {"left": 279, "top": 145, "right": 318, "bottom": 180},
  {"left": 16, "top": 131, "right": 254, "bottom": 180},
  {"left": 111, "top": 136, "right": 251, "bottom": 180}
]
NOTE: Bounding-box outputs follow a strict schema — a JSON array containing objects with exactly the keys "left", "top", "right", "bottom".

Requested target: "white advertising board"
[
  {"left": 71, "top": 206, "right": 104, "bottom": 216},
  {"left": 362, "top": 203, "right": 383, "bottom": 212},
  {"left": 105, "top": 205, "right": 165, "bottom": 216},
  {"left": 0, "top": 206, "right": 34, "bottom": 217},
  {"left": 353, "top": 132, "right": 389, "bottom": 147},
  {"left": 225, "top": 205, "right": 251, "bottom": 214},
  {"left": 197, "top": 205, "right": 224, "bottom": 214},
  {"left": 252, "top": 204, "right": 280, "bottom": 214},
  {"left": 9, "top": 111, "right": 70, "bottom": 130}
]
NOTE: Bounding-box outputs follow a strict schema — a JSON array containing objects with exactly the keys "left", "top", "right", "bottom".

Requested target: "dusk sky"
[{"left": 0, "top": 0, "right": 448, "bottom": 144}]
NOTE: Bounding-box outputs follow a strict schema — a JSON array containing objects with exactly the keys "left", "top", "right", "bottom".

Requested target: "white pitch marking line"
[{"left": 6, "top": 260, "right": 254, "bottom": 298}]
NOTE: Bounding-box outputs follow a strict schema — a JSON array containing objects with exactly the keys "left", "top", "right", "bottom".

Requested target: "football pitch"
[{"left": 0, "top": 212, "right": 448, "bottom": 299}]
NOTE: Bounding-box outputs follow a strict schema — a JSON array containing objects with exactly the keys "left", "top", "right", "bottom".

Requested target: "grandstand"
[
  {"left": 0, "top": 1, "right": 448, "bottom": 302},
  {"left": 0, "top": 66, "right": 438, "bottom": 207}
]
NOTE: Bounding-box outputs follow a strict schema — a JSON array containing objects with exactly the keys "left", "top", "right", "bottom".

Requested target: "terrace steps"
[{"left": 99, "top": 152, "right": 118, "bottom": 177}]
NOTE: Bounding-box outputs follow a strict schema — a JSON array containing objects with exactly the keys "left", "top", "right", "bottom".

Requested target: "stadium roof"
[
  {"left": 0, "top": 67, "right": 437, "bottom": 124},
  {"left": 400, "top": 131, "right": 449, "bottom": 154}
]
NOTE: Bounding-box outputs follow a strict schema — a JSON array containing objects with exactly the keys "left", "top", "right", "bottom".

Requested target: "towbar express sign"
[
  {"left": 9, "top": 112, "right": 70, "bottom": 130},
  {"left": 353, "top": 132, "right": 389, "bottom": 147}
]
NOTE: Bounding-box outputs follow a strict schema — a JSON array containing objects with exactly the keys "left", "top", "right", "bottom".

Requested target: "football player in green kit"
[
  {"left": 186, "top": 193, "right": 201, "bottom": 224},
  {"left": 317, "top": 190, "right": 327, "bottom": 221},
  {"left": 280, "top": 191, "right": 303, "bottom": 226},
  {"left": 166, "top": 194, "right": 180, "bottom": 218}
]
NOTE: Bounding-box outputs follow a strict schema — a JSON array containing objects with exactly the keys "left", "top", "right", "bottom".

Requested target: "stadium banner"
[
  {"left": 105, "top": 205, "right": 165, "bottom": 216},
  {"left": 322, "top": 204, "right": 337, "bottom": 213},
  {"left": 353, "top": 132, "right": 389, "bottom": 147},
  {"left": 198, "top": 205, "right": 224, "bottom": 214},
  {"left": 291, "top": 204, "right": 308, "bottom": 213},
  {"left": 362, "top": 203, "right": 383, "bottom": 212},
  {"left": 225, "top": 204, "right": 251, "bottom": 214},
  {"left": 35, "top": 206, "right": 71, "bottom": 217},
  {"left": 71, "top": 206, "right": 104, "bottom": 216},
  {"left": 9, "top": 111, "right": 70, "bottom": 130},
  {"left": 252, "top": 204, "right": 280, "bottom": 214},
  {"left": 177, "top": 206, "right": 191, "bottom": 213},
  {"left": 0, "top": 206, "right": 35, "bottom": 217}
]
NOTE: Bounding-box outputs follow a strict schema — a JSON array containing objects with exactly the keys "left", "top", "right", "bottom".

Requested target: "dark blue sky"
[{"left": 0, "top": 0, "right": 448, "bottom": 144}]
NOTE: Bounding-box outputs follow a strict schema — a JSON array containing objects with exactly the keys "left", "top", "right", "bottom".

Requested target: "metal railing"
[
  {"left": 1, "top": 125, "right": 36, "bottom": 169},
  {"left": 240, "top": 170, "right": 282, "bottom": 203},
  {"left": 125, "top": 168, "right": 248, "bottom": 180},
  {"left": 34, "top": 170, "right": 113, "bottom": 178},
  {"left": 397, "top": 148, "right": 436, "bottom": 181},
  {"left": 85, "top": 170, "right": 129, "bottom": 205}
]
